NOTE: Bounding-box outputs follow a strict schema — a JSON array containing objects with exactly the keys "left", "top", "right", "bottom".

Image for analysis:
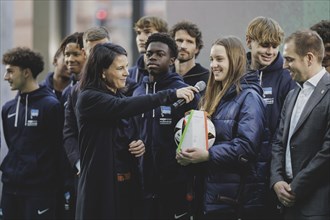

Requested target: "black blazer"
[{"left": 270, "top": 72, "right": 330, "bottom": 217}]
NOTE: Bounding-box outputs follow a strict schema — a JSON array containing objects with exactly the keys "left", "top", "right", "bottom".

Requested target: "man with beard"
[
  {"left": 132, "top": 33, "right": 200, "bottom": 220},
  {"left": 271, "top": 29, "right": 330, "bottom": 220},
  {"left": 169, "top": 21, "right": 209, "bottom": 93}
]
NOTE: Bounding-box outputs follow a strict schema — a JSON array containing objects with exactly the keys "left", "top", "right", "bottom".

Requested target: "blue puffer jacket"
[{"left": 203, "top": 71, "right": 267, "bottom": 216}]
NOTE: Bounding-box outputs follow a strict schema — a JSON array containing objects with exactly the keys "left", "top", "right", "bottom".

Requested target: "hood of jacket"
[
  {"left": 40, "top": 72, "right": 54, "bottom": 90},
  {"left": 223, "top": 70, "right": 263, "bottom": 101},
  {"left": 140, "top": 70, "right": 185, "bottom": 91}
]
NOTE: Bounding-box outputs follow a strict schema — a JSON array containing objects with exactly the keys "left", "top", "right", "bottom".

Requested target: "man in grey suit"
[{"left": 270, "top": 29, "right": 330, "bottom": 220}]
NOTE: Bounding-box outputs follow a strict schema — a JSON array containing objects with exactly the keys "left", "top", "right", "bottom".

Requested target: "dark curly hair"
[
  {"left": 169, "top": 20, "right": 204, "bottom": 57},
  {"left": 145, "top": 32, "right": 178, "bottom": 58},
  {"left": 310, "top": 20, "right": 330, "bottom": 44},
  {"left": 2, "top": 47, "right": 44, "bottom": 78}
]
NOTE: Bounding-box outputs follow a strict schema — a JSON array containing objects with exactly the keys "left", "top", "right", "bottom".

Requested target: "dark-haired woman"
[{"left": 75, "top": 43, "right": 197, "bottom": 220}]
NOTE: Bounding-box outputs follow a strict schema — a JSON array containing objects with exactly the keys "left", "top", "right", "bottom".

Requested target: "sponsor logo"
[
  {"left": 37, "top": 208, "right": 49, "bottom": 215},
  {"left": 174, "top": 212, "right": 188, "bottom": 219}
]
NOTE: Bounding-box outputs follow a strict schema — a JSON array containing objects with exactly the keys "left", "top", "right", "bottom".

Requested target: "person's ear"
[
  {"left": 169, "top": 57, "right": 175, "bottom": 66},
  {"left": 53, "top": 57, "right": 58, "bottom": 66},
  {"left": 246, "top": 36, "right": 252, "bottom": 49},
  {"left": 82, "top": 48, "right": 87, "bottom": 59},
  {"left": 306, "top": 52, "right": 314, "bottom": 67},
  {"left": 23, "top": 68, "right": 32, "bottom": 78}
]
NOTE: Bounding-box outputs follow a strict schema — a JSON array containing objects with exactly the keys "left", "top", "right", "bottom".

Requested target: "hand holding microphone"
[{"left": 173, "top": 81, "right": 206, "bottom": 109}]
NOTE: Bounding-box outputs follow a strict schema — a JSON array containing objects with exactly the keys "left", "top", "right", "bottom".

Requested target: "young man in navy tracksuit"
[
  {"left": 133, "top": 33, "right": 200, "bottom": 220},
  {"left": 1, "top": 47, "right": 62, "bottom": 220},
  {"left": 245, "top": 16, "right": 297, "bottom": 219},
  {"left": 40, "top": 46, "right": 72, "bottom": 100},
  {"left": 126, "top": 16, "right": 169, "bottom": 96}
]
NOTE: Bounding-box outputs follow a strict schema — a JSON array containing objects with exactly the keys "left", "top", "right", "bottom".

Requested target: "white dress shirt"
[{"left": 285, "top": 68, "right": 326, "bottom": 179}]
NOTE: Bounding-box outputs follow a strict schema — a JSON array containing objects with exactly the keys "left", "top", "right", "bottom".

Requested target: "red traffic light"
[{"left": 96, "top": 9, "right": 107, "bottom": 20}]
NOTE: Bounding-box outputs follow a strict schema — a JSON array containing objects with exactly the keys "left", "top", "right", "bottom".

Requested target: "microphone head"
[{"left": 195, "top": 81, "right": 206, "bottom": 92}]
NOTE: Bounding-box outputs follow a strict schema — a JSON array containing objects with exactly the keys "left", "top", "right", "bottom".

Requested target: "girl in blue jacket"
[{"left": 176, "top": 36, "right": 267, "bottom": 220}]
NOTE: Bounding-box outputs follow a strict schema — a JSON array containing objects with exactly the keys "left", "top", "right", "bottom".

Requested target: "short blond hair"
[
  {"left": 246, "top": 16, "right": 284, "bottom": 46},
  {"left": 134, "top": 16, "right": 168, "bottom": 33}
]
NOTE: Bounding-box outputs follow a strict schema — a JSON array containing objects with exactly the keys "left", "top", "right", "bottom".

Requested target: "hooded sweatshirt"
[
  {"left": 1, "top": 85, "right": 62, "bottom": 195},
  {"left": 247, "top": 52, "right": 296, "bottom": 139},
  {"left": 133, "top": 71, "right": 200, "bottom": 196},
  {"left": 173, "top": 63, "right": 210, "bottom": 91},
  {"left": 40, "top": 71, "right": 72, "bottom": 100}
]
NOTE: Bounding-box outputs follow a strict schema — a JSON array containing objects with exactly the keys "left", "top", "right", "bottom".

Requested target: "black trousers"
[{"left": 1, "top": 191, "right": 56, "bottom": 220}]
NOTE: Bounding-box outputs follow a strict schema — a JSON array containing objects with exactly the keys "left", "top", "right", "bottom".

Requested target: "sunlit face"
[
  {"left": 210, "top": 45, "right": 229, "bottom": 82},
  {"left": 247, "top": 39, "right": 279, "bottom": 70},
  {"left": 4, "top": 65, "right": 26, "bottom": 91},
  {"left": 175, "top": 29, "right": 199, "bottom": 63},
  {"left": 54, "top": 53, "right": 71, "bottom": 79},
  {"left": 323, "top": 42, "right": 330, "bottom": 72},
  {"left": 135, "top": 26, "right": 159, "bottom": 54},
  {"left": 103, "top": 54, "right": 129, "bottom": 93},
  {"left": 84, "top": 38, "right": 109, "bottom": 58},
  {"left": 145, "top": 42, "right": 174, "bottom": 76},
  {"left": 283, "top": 40, "right": 309, "bottom": 83},
  {"left": 64, "top": 43, "right": 86, "bottom": 76}
]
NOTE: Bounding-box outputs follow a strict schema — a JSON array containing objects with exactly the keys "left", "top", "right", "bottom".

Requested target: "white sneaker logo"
[
  {"left": 174, "top": 212, "right": 188, "bottom": 219},
  {"left": 37, "top": 208, "right": 49, "bottom": 215}
]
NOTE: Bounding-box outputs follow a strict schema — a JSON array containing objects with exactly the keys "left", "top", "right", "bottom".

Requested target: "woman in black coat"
[{"left": 75, "top": 43, "right": 197, "bottom": 220}]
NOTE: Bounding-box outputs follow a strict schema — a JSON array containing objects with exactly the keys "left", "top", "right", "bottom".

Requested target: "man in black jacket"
[
  {"left": 245, "top": 16, "right": 296, "bottom": 219},
  {"left": 169, "top": 20, "right": 209, "bottom": 92}
]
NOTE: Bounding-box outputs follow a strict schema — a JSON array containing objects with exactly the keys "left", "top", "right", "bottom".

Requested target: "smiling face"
[
  {"left": 4, "top": 65, "right": 27, "bottom": 91},
  {"left": 145, "top": 41, "right": 174, "bottom": 76},
  {"left": 210, "top": 45, "right": 229, "bottom": 82},
  {"left": 64, "top": 43, "right": 86, "bottom": 76},
  {"left": 103, "top": 54, "right": 129, "bottom": 93},
  {"left": 175, "top": 29, "right": 199, "bottom": 63},
  {"left": 283, "top": 40, "right": 309, "bottom": 83},
  {"left": 54, "top": 53, "right": 71, "bottom": 80},
  {"left": 247, "top": 39, "right": 279, "bottom": 70}
]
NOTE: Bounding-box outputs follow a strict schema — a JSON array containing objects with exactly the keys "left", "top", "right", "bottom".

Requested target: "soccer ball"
[{"left": 174, "top": 115, "right": 216, "bottom": 148}]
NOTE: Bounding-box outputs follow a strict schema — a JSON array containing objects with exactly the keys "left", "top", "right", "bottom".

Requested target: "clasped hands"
[{"left": 273, "top": 181, "right": 296, "bottom": 207}]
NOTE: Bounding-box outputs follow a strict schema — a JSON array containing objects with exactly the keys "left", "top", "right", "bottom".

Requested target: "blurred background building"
[{"left": 0, "top": 0, "right": 329, "bottom": 201}]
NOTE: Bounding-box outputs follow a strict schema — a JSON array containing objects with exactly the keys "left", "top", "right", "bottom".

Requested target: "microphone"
[{"left": 172, "top": 81, "right": 206, "bottom": 109}]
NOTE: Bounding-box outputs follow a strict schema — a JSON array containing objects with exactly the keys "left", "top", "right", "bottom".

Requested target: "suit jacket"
[{"left": 270, "top": 72, "right": 330, "bottom": 218}]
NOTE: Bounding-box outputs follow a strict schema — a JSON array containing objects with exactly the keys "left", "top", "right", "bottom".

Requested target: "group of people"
[{"left": 1, "top": 15, "right": 329, "bottom": 220}]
